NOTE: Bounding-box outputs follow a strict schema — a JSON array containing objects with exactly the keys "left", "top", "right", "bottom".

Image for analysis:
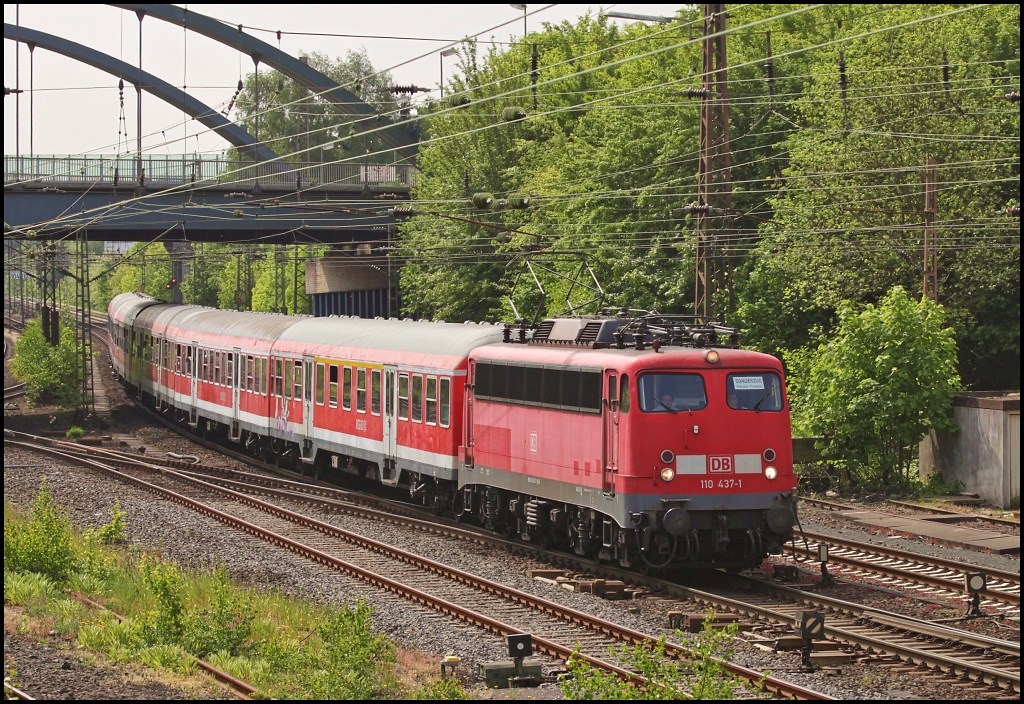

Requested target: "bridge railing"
[{"left": 3, "top": 154, "right": 416, "bottom": 190}]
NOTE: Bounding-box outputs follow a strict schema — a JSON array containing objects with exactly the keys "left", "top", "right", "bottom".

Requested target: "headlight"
[
  {"left": 764, "top": 465, "right": 778, "bottom": 480},
  {"left": 660, "top": 467, "right": 676, "bottom": 482}
]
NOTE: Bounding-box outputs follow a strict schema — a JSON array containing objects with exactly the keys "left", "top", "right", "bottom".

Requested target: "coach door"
[
  {"left": 189, "top": 341, "right": 199, "bottom": 426},
  {"left": 383, "top": 367, "right": 398, "bottom": 475},
  {"left": 602, "top": 372, "right": 622, "bottom": 495},
  {"left": 230, "top": 347, "right": 242, "bottom": 441},
  {"left": 301, "top": 355, "right": 315, "bottom": 460}
]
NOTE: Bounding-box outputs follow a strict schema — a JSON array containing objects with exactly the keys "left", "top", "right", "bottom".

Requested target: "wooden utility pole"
[
  {"left": 922, "top": 158, "right": 938, "bottom": 302},
  {"left": 694, "top": 3, "right": 733, "bottom": 319}
]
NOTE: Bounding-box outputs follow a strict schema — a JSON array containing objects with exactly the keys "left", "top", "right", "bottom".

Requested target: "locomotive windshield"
[
  {"left": 727, "top": 373, "right": 783, "bottom": 411},
  {"left": 639, "top": 373, "right": 707, "bottom": 412}
]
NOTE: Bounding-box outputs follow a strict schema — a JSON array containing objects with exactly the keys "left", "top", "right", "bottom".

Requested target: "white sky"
[{"left": 4, "top": 4, "right": 683, "bottom": 157}]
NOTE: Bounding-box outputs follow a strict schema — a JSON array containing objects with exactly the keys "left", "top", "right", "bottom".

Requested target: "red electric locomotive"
[{"left": 108, "top": 293, "right": 798, "bottom": 571}]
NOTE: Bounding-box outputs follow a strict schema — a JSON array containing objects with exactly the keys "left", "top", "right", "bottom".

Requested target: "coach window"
[
  {"left": 216, "top": 351, "right": 224, "bottom": 385},
  {"left": 272, "top": 360, "right": 283, "bottom": 397},
  {"left": 226, "top": 353, "right": 234, "bottom": 388},
  {"left": 357, "top": 368, "right": 367, "bottom": 412},
  {"left": 371, "top": 370, "right": 381, "bottom": 415},
  {"left": 285, "top": 361, "right": 295, "bottom": 399},
  {"left": 412, "top": 375, "right": 423, "bottom": 422},
  {"left": 619, "top": 374, "right": 630, "bottom": 413},
  {"left": 292, "top": 361, "right": 303, "bottom": 399},
  {"left": 245, "top": 356, "right": 254, "bottom": 391},
  {"left": 185, "top": 346, "right": 193, "bottom": 376},
  {"left": 398, "top": 373, "right": 410, "bottom": 421},
  {"left": 440, "top": 378, "right": 451, "bottom": 427},
  {"left": 316, "top": 363, "right": 326, "bottom": 405},
  {"left": 175, "top": 344, "right": 181, "bottom": 374},
  {"left": 426, "top": 377, "right": 437, "bottom": 425},
  {"left": 343, "top": 367, "right": 352, "bottom": 410},
  {"left": 260, "top": 357, "right": 268, "bottom": 395},
  {"left": 329, "top": 365, "right": 339, "bottom": 407}
]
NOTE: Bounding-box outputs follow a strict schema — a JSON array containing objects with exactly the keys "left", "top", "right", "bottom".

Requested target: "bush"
[
  {"left": 3, "top": 483, "right": 78, "bottom": 582},
  {"left": 10, "top": 318, "right": 87, "bottom": 408},
  {"left": 66, "top": 426, "right": 85, "bottom": 440}
]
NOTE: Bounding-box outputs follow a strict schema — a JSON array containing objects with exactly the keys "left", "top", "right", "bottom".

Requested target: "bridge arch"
[
  {"left": 3, "top": 22, "right": 281, "bottom": 164},
  {"left": 110, "top": 4, "right": 419, "bottom": 163}
]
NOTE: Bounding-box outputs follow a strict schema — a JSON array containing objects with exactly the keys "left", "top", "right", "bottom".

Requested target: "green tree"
[
  {"left": 98, "top": 241, "right": 174, "bottom": 302},
  {"left": 792, "top": 286, "right": 961, "bottom": 491},
  {"left": 734, "top": 4, "right": 1020, "bottom": 390},
  {"left": 10, "top": 318, "right": 86, "bottom": 408},
  {"left": 179, "top": 242, "right": 227, "bottom": 307},
  {"left": 231, "top": 49, "right": 401, "bottom": 167}
]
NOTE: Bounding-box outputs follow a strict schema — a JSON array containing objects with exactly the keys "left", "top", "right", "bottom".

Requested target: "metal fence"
[{"left": 3, "top": 154, "right": 416, "bottom": 190}]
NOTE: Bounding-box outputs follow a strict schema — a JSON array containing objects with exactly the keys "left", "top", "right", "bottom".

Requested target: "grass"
[{"left": 4, "top": 487, "right": 470, "bottom": 700}]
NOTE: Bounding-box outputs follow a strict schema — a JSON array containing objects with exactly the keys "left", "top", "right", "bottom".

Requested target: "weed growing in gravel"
[{"left": 559, "top": 615, "right": 751, "bottom": 699}]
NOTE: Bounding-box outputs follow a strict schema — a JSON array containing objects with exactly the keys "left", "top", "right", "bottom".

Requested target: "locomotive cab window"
[
  {"left": 639, "top": 373, "right": 707, "bottom": 412},
  {"left": 727, "top": 373, "right": 783, "bottom": 412}
]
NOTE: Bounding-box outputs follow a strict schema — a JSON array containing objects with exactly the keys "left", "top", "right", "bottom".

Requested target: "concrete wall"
[{"left": 919, "top": 393, "right": 1020, "bottom": 509}]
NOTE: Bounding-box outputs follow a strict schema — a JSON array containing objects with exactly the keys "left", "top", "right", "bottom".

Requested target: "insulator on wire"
[
  {"left": 680, "top": 88, "right": 712, "bottom": 99},
  {"left": 941, "top": 50, "right": 952, "bottom": 93},
  {"left": 448, "top": 94, "right": 471, "bottom": 107},
  {"left": 472, "top": 193, "right": 494, "bottom": 209},
  {"left": 1005, "top": 91, "right": 1020, "bottom": 103},
  {"left": 392, "top": 206, "right": 417, "bottom": 218},
  {"left": 388, "top": 85, "right": 429, "bottom": 95},
  {"left": 502, "top": 107, "right": 527, "bottom": 122},
  {"left": 508, "top": 195, "right": 531, "bottom": 209},
  {"left": 1002, "top": 206, "right": 1020, "bottom": 217}
]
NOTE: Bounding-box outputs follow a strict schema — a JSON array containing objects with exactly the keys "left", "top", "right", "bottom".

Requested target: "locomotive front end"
[{"left": 616, "top": 345, "right": 799, "bottom": 570}]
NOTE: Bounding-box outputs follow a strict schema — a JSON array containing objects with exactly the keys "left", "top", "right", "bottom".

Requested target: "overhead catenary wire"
[{"left": 6, "top": 3, "right": 1015, "bottom": 255}]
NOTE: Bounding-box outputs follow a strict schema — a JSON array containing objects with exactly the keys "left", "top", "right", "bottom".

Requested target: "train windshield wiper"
[
  {"left": 752, "top": 389, "right": 771, "bottom": 412},
  {"left": 657, "top": 399, "right": 678, "bottom": 413}
]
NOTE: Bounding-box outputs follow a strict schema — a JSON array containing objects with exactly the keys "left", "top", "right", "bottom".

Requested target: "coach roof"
[{"left": 280, "top": 316, "right": 506, "bottom": 359}]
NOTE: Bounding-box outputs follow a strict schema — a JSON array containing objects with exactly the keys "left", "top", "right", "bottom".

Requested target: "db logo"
[{"left": 708, "top": 455, "right": 734, "bottom": 474}]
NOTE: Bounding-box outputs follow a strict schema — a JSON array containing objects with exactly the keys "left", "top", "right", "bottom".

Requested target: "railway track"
[
  {"left": 6, "top": 431, "right": 830, "bottom": 700},
  {"left": 8, "top": 430, "right": 1020, "bottom": 698}
]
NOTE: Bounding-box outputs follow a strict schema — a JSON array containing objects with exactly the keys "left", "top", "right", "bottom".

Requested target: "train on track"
[{"left": 108, "top": 292, "right": 798, "bottom": 571}]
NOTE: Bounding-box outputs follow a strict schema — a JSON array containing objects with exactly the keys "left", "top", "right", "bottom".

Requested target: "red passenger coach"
[{"left": 109, "top": 294, "right": 798, "bottom": 571}]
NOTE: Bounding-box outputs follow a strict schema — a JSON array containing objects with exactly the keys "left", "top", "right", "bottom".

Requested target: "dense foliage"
[{"left": 403, "top": 4, "right": 1019, "bottom": 391}]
